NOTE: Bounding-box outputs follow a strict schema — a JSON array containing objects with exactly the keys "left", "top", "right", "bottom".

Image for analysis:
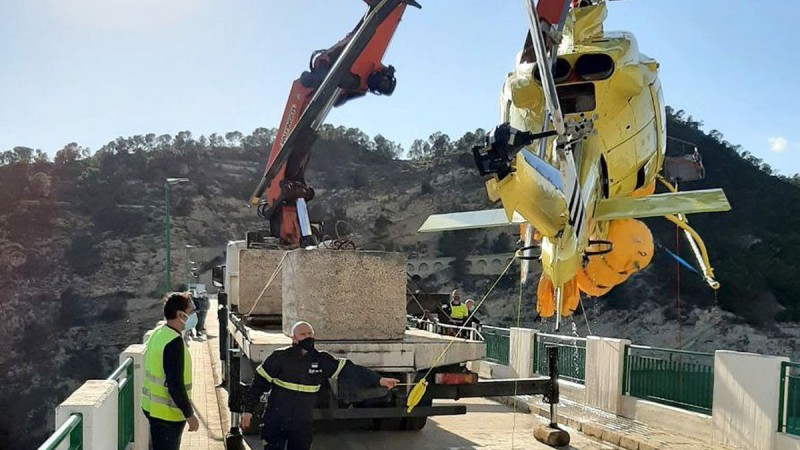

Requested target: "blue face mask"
[{"left": 182, "top": 311, "right": 198, "bottom": 331}]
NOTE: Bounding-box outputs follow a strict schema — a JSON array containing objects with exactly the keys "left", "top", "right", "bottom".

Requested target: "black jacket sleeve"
[
  {"left": 340, "top": 361, "right": 382, "bottom": 387},
  {"left": 319, "top": 352, "right": 382, "bottom": 387},
  {"left": 243, "top": 356, "right": 275, "bottom": 413},
  {"left": 163, "top": 338, "right": 194, "bottom": 419}
]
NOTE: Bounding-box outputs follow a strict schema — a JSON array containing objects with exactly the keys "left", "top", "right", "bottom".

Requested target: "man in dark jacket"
[{"left": 240, "top": 321, "right": 399, "bottom": 450}]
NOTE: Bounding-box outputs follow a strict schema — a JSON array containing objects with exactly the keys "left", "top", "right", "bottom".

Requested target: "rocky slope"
[{"left": 1, "top": 111, "right": 799, "bottom": 448}]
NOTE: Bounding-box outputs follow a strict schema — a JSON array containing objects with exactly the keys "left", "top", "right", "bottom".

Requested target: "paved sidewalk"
[
  {"left": 180, "top": 301, "right": 227, "bottom": 450},
  {"left": 498, "top": 394, "right": 734, "bottom": 450}
]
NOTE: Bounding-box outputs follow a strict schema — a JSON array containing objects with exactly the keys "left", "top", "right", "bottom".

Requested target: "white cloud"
[{"left": 768, "top": 137, "right": 788, "bottom": 152}]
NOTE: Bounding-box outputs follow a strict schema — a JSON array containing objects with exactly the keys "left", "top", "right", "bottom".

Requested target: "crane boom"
[{"left": 249, "top": 0, "right": 420, "bottom": 247}]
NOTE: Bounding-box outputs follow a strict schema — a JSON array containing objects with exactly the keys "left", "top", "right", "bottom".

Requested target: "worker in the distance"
[
  {"left": 446, "top": 289, "right": 469, "bottom": 325},
  {"left": 241, "top": 321, "right": 400, "bottom": 450},
  {"left": 142, "top": 292, "right": 200, "bottom": 450}
]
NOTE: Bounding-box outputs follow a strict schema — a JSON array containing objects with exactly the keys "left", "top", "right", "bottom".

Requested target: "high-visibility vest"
[
  {"left": 142, "top": 325, "right": 192, "bottom": 422},
  {"left": 450, "top": 304, "right": 469, "bottom": 320}
]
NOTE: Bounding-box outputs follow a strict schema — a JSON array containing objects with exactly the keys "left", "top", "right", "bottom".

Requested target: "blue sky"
[{"left": 1, "top": 1, "right": 798, "bottom": 174}]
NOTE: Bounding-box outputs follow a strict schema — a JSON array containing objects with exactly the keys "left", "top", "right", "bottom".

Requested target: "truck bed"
[{"left": 229, "top": 319, "right": 485, "bottom": 372}]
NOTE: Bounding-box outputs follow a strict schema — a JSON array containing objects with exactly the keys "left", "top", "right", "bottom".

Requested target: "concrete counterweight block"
[
  {"left": 238, "top": 249, "right": 285, "bottom": 315},
  {"left": 282, "top": 249, "right": 407, "bottom": 341}
]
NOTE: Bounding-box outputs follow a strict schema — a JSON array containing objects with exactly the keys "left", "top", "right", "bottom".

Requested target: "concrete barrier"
[
  {"left": 509, "top": 328, "right": 537, "bottom": 378},
  {"left": 778, "top": 433, "right": 800, "bottom": 450},
  {"left": 712, "top": 350, "right": 789, "bottom": 450},
  {"left": 54, "top": 380, "right": 118, "bottom": 450},
  {"left": 585, "top": 336, "right": 629, "bottom": 415}
]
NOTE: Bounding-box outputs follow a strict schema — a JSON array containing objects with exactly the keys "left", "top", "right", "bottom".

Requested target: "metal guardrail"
[
  {"left": 623, "top": 345, "right": 713, "bottom": 415},
  {"left": 534, "top": 333, "right": 586, "bottom": 384},
  {"left": 37, "top": 413, "right": 82, "bottom": 450},
  {"left": 107, "top": 357, "right": 135, "bottom": 450},
  {"left": 481, "top": 326, "right": 510, "bottom": 365},
  {"left": 406, "top": 316, "right": 482, "bottom": 341},
  {"left": 779, "top": 361, "right": 800, "bottom": 436}
]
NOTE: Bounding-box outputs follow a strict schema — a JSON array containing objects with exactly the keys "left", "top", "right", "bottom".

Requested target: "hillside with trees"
[{"left": 1, "top": 109, "right": 800, "bottom": 448}]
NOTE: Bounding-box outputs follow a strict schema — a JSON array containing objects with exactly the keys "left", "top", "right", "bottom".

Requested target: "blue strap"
[{"left": 662, "top": 247, "right": 701, "bottom": 276}]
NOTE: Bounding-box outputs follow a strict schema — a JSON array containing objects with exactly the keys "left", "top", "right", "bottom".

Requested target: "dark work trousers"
[
  {"left": 263, "top": 426, "right": 313, "bottom": 450},
  {"left": 148, "top": 416, "right": 186, "bottom": 450},
  {"left": 196, "top": 308, "right": 208, "bottom": 332}
]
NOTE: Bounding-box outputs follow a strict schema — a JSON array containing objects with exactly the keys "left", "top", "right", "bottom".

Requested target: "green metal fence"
[
  {"left": 37, "top": 413, "right": 82, "bottom": 450},
  {"left": 482, "top": 326, "right": 510, "bottom": 365},
  {"left": 534, "top": 333, "right": 586, "bottom": 384},
  {"left": 779, "top": 361, "right": 800, "bottom": 436},
  {"left": 107, "top": 357, "right": 135, "bottom": 450},
  {"left": 623, "top": 345, "right": 713, "bottom": 415}
]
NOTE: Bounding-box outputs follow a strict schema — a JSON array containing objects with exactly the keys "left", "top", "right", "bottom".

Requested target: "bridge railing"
[
  {"left": 37, "top": 413, "right": 82, "bottom": 450},
  {"left": 623, "top": 344, "right": 714, "bottom": 415},
  {"left": 779, "top": 361, "right": 800, "bottom": 436},
  {"left": 38, "top": 356, "right": 136, "bottom": 450},
  {"left": 481, "top": 326, "right": 510, "bottom": 365},
  {"left": 406, "top": 315, "right": 483, "bottom": 341},
  {"left": 107, "top": 357, "right": 135, "bottom": 450},
  {"left": 533, "top": 333, "right": 586, "bottom": 384}
]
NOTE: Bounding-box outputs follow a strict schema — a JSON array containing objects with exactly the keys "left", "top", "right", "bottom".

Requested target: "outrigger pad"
[{"left": 533, "top": 425, "right": 570, "bottom": 446}]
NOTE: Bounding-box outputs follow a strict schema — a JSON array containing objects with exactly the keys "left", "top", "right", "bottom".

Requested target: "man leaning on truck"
[{"left": 241, "top": 321, "right": 400, "bottom": 450}]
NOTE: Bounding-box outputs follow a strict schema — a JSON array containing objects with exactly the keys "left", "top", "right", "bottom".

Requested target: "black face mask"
[{"left": 297, "top": 337, "right": 315, "bottom": 352}]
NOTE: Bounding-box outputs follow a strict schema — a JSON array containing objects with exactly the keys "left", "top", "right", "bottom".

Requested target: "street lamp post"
[
  {"left": 164, "top": 177, "right": 189, "bottom": 293},
  {"left": 185, "top": 244, "right": 196, "bottom": 289}
]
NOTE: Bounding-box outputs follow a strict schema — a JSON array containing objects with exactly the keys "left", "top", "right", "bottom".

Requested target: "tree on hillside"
[
  {"left": 243, "top": 127, "right": 276, "bottom": 154},
  {"left": 54, "top": 143, "right": 87, "bottom": 165},
  {"left": 0, "top": 146, "right": 35, "bottom": 165},
  {"left": 372, "top": 134, "right": 402, "bottom": 159},
  {"left": 454, "top": 128, "right": 486, "bottom": 153},
  {"left": 428, "top": 132, "right": 453, "bottom": 157},
  {"left": 408, "top": 139, "right": 430, "bottom": 159},
  {"left": 225, "top": 131, "right": 243, "bottom": 146}
]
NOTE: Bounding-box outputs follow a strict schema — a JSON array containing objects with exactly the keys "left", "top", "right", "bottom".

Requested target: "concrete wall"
[
  {"left": 712, "top": 351, "right": 789, "bottom": 450},
  {"left": 54, "top": 380, "right": 118, "bottom": 450},
  {"left": 407, "top": 253, "right": 523, "bottom": 277},
  {"left": 620, "top": 396, "right": 712, "bottom": 442},
  {"left": 584, "top": 336, "right": 629, "bottom": 415}
]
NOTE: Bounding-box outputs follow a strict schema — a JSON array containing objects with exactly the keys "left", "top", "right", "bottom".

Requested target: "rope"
[
  {"left": 511, "top": 259, "right": 525, "bottom": 449},
  {"left": 411, "top": 254, "right": 519, "bottom": 401},
  {"left": 245, "top": 251, "right": 289, "bottom": 317},
  {"left": 676, "top": 222, "right": 682, "bottom": 350},
  {"left": 579, "top": 295, "right": 593, "bottom": 336}
]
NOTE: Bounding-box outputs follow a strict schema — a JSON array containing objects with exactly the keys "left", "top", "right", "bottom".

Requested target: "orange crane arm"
[{"left": 251, "top": 0, "right": 420, "bottom": 247}]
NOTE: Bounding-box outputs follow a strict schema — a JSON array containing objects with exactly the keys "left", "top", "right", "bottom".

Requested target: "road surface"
[{"left": 244, "top": 397, "right": 620, "bottom": 450}]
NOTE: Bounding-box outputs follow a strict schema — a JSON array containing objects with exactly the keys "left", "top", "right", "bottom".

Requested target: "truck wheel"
[
  {"left": 402, "top": 416, "right": 427, "bottom": 431},
  {"left": 373, "top": 417, "right": 404, "bottom": 431}
]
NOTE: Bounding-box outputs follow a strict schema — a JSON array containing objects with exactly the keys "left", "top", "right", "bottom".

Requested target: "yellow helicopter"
[{"left": 419, "top": 0, "right": 730, "bottom": 326}]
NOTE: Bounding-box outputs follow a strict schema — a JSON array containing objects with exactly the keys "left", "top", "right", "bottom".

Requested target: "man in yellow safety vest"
[
  {"left": 447, "top": 289, "right": 469, "bottom": 324},
  {"left": 142, "top": 292, "right": 200, "bottom": 450}
]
